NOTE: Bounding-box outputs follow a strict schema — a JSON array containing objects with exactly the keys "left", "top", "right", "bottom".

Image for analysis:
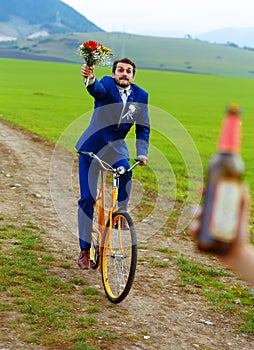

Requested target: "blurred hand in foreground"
[{"left": 189, "top": 186, "right": 254, "bottom": 285}]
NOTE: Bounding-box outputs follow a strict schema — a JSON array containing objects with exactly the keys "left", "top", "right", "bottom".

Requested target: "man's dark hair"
[{"left": 112, "top": 58, "right": 136, "bottom": 76}]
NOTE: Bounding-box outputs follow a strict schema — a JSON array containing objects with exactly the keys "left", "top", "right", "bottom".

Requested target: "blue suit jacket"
[{"left": 75, "top": 76, "right": 150, "bottom": 159}]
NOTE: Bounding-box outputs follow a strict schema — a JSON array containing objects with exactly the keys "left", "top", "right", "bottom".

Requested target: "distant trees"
[
  {"left": 225, "top": 41, "right": 238, "bottom": 48},
  {"left": 243, "top": 46, "right": 254, "bottom": 52},
  {"left": 225, "top": 41, "right": 254, "bottom": 51}
]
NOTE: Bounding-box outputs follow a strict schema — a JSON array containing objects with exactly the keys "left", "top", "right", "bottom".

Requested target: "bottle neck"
[{"left": 217, "top": 113, "right": 241, "bottom": 154}]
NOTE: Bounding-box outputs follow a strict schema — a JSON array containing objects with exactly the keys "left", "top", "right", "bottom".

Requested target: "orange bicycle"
[{"left": 79, "top": 151, "right": 140, "bottom": 303}]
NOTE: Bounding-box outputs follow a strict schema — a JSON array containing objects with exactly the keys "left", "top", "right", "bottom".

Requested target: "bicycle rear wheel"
[{"left": 101, "top": 210, "right": 137, "bottom": 303}]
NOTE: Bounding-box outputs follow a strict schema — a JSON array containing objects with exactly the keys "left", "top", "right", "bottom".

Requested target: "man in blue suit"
[{"left": 76, "top": 57, "right": 150, "bottom": 269}]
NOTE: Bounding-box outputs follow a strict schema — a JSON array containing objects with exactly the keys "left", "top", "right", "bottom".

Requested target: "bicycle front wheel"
[
  {"left": 101, "top": 211, "right": 137, "bottom": 303},
  {"left": 90, "top": 196, "right": 102, "bottom": 269}
]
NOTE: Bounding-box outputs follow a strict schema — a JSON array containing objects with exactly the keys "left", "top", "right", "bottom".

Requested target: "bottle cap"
[
  {"left": 218, "top": 104, "right": 242, "bottom": 153},
  {"left": 227, "top": 103, "right": 242, "bottom": 115}
]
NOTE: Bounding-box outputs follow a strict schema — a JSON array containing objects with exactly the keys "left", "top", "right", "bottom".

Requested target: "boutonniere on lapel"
[{"left": 121, "top": 103, "right": 139, "bottom": 121}]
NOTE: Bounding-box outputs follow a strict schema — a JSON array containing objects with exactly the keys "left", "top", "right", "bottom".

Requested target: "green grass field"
[
  {"left": 1, "top": 57, "right": 254, "bottom": 222},
  {"left": 1, "top": 59, "right": 254, "bottom": 164}
]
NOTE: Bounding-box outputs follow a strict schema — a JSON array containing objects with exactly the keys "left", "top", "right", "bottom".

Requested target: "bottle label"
[{"left": 209, "top": 180, "right": 241, "bottom": 242}]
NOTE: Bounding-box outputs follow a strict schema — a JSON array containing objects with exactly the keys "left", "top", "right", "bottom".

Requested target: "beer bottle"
[{"left": 197, "top": 104, "right": 244, "bottom": 255}]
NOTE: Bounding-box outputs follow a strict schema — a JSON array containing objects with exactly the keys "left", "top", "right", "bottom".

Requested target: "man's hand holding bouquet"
[{"left": 78, "top": 40, "right": 114, "bottom": 85}]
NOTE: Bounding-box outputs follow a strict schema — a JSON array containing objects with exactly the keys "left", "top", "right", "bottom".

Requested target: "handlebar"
[
  {"left": 128, "top": 158, "right": 141, "bottom": 172},
  {"left": 78, "top": 151, "right": 141, "bottom": 175}
]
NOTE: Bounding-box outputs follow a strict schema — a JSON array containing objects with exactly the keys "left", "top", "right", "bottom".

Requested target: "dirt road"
[{"left": 1, "top": 120, "right": 254, "bottom": 349}]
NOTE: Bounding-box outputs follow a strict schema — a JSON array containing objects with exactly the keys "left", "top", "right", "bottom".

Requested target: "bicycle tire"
[
  {"left": 101, "top": 210, "right": 137, "bottom": 303},
  {"left": 90, "top": 193, "right": 102, "bottom": 269},
  {"left": 90, "top": 231, "right": 100, "bottom": 269}
]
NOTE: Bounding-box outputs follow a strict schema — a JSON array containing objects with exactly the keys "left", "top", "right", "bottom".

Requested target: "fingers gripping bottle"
[{"left": 197, "top": 104, "right": 244, "bottom": 255}]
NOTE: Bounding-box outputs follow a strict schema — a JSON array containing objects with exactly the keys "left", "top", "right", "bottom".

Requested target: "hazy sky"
[{"left": 61, "top": 0, "right": 254, "bottom": 37}]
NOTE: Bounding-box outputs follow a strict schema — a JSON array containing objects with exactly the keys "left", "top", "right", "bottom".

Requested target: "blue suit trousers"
[{"left": 78, "top": 154, "right": 132, "bottom": 250}]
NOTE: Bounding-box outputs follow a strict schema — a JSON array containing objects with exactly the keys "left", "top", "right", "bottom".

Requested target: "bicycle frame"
[
  {"left": 96, "top": 169, "right": 118, "bottom": 265},
  {"left": 79, "top": 151, "right": 140, "bottom": 267},
  {"left": 78, "top": 151, "right": 141, "bottom": 303}
]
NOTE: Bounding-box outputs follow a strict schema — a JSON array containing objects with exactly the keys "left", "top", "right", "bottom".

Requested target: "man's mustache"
[{"left": 120, "top": 76, "right": 129, "bottom": 81}]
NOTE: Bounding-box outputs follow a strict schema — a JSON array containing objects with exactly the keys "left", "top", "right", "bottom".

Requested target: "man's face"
[{"left": 112, "top": 63, "right": 134, "bottom": 88}]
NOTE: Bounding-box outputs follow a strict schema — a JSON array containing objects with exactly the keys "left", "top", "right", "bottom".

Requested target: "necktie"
[
  {"left": 119, "top": 88, "right": 129, "bottom": 103},
  {"left": 118, "top": 89, "right": 129, "bottom": 127},
  {"left": 122, "top": 90, "right": 128, "bottom": 103}
]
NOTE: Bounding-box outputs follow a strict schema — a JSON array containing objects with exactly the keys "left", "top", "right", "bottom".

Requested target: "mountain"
[
  {"left": 0, "top": 0, "right": 104, "bottom": 41},
  {"left": 197, "top": 27, "right": 254, "bottom": 48}
]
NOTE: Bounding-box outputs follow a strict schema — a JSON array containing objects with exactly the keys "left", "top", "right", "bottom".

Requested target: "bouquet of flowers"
[{"left": 78, "top": 40, "right": 115, "bottom": 85}]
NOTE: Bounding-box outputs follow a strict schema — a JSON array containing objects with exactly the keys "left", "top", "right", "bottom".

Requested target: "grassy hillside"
[{"left": 1, "top": 32, "right": 254, "bottom": 79}]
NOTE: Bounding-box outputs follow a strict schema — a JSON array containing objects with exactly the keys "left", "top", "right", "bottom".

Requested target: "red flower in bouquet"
[
  {"left": 84, "top": 40, "right": 100, "bottom": 51},
  {"left": 78, "top": 40, "right": 114, "bottom": 66}
]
